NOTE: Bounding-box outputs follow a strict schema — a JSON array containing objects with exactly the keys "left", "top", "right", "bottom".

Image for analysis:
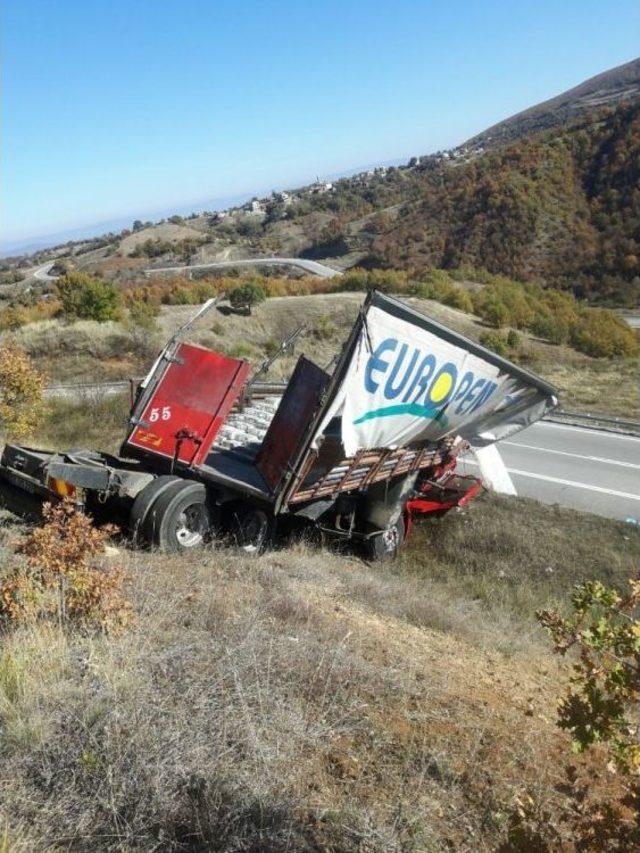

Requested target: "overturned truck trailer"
[{"left": 0, "top": 291, "right": 557, "bottom": 559}]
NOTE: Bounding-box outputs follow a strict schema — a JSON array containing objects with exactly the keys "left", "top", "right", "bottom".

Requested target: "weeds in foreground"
[
  {"left": 506, "top": 578, "right": 640, "bottom": 849},
  {"left": 1, "top": 501, "right": 131, "bottom": 633},
  {"left": 0, "top": 501, "right": 638, "bottom": 849}
]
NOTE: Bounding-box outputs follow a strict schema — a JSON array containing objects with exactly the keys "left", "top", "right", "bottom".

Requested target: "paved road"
[
  {"left": 32, "top": 262, "right": 57, "bottom": 281},
  {"left": 145, "top": 257, "right": 342, "bottom": 278},
  {"left": 458, "top": 420, "right": 640, "bottom": 522}
]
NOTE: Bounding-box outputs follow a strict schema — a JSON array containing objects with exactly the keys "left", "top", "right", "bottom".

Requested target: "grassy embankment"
[{"left": 0, "top": 489, "right": 637, "bottom": 850}]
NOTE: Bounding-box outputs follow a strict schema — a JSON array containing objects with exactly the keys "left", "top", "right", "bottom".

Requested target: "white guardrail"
[
  {"left": 43, "top": 380, "right": 289, "bottom": 402},
  {"left": 548, "top": 409, "right": 640, "bottom": 434}
]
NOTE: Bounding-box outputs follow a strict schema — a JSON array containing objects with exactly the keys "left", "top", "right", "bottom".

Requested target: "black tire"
[
  {"left": 143, "top": 480, "right": 210, "bottom": 553},
  {"left": 364, "top": 515, "right": 405, "bottom": 562},
  {"left": 231, "top": 505, "right": 274, "bottom": 555},
  {"left": 129, "top": 475, "right": 181, "bottom": 545}
]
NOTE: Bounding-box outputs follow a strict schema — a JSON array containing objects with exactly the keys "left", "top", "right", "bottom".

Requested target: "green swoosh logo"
[{"left": 353, "top": 402, "right": 449, "bottom": 427}]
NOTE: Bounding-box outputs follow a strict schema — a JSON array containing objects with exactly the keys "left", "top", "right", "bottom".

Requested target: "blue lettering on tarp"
[
  {"left": 470, "top": 381, "right": 498, "bottom": 412},
  {"left": 402, "top": 354, "right": 436, "bottom": 403},
  {"left": 384, "top": 344, "right": 419, "bottom": 399},
  {"left": 355, "top": 335, "right": 499, "bottom": 426},
  {"left": 452, "top": 371, "right": 474, "bottom": 411},
  {"left": 365, "top": 338, "right": 397, "bottom": 393}
]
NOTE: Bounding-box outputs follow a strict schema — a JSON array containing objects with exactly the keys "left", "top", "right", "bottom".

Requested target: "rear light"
[{"left": 47, "top": 477, "right": 76, "bottom": 499}]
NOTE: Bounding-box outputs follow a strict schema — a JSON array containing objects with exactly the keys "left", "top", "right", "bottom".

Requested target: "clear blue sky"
[{"left": 3, "top": 0, "right": 639, "bottom": 245}]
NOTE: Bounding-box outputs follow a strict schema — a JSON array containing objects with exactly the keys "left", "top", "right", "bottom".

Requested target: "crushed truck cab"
[{"left": 0, "top": 291, "right": 558, "bottom": 560}]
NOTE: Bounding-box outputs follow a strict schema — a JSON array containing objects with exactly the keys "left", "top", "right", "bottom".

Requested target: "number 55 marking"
[{"left": 149, "top": 406, "right": 172, "bottom": 423}]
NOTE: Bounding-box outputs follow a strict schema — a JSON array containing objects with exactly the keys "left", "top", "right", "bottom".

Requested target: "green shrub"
[
  {"left": 56, "top": 272, "right": 121, "bottom": 322},
  {"left": 313, "top": 314, "right": 335, "bottom": 340},
  {"left": 130, "top": 239, "right": 174, "bottom": 258},
  {"left": 406, "top": 270, "right": 473, "bottom": 313},
  {"left": 227, "top": 281, "right": 266, "bottom": 315},
  {"left": 264, "top": 338, "right": 281, "bottom": 357},
  {"left": 530, "top": 314, "right": 570, "bottom": 344},
  {"left": 192, "top": 281, "right": 221, "bottom": 302},
  {"left": 0, "top": 270, "right": 24, "bottom": 285},
  {"left": 225, "top": 342, "right": 255, "bottom": 359},
  {"left": 127, "top": 295, "right": 160, "bottom": 330},
  {"left": 465, "top": 271, "right": 638, "bottom": 358},
  {"left": 441, "top": 287, "right": 474, "bottom": 313},
  {"left": 341, "top": 268, "right": 408, "bottom": 293},
  {"left": 479, "top": 330, "right": 509, "bottom": 355},
  {"left": 481, "top": 297, "right": 510, "bottom": 328},
  {"left": 0, "top": 306, "right": 27, "bottom": 331},
  {"left": 569, "top": 310, "right": 639, "bottom": 358},
  {"left": 162, "top": 286, "right": 193, "bottom": 305}
]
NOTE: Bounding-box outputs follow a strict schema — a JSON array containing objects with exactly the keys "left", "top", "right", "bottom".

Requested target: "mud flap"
[{"left": 473, "top": 444, "right": 516, "bottom": 495}]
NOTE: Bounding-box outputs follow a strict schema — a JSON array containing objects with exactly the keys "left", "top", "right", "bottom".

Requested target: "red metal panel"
[
  {"left": 256, "top": 356, "right": 329, "bottom": 493},
  {"left": 125, "top": 343, "right": 250, "bottom": 466}
]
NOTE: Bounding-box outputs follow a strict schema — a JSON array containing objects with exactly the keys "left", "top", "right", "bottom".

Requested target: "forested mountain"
[{"left": 364, "top": 100, "right": 640, "bottom": 304}]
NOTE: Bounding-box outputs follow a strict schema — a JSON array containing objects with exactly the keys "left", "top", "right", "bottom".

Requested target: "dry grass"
[
  {"left": 533, "top": 351, "right": 638, "bottom": 418},
  {"left": 11, "top": 320, "right": 158, "bottom": 384},
  {"left": 0, "top": 495, "right": 637, "bottom": 850},
  {"left": 36, "top": 393, "right": 131, "bottom": 454}
]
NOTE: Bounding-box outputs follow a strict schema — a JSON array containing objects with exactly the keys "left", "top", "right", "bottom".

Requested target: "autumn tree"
[
  {"left": 0, "top": 343, "right": 46, "bottom": 438},
  {"left": 510, "top": 580, "right": 640, "bottom": 848},
  {"left": 1, "top": 501, "right": 131, "bottom": 633}
]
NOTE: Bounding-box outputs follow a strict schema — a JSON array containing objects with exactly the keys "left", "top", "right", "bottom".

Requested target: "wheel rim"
[
  {"left": 240, "top": 510, "right": 268, "bottom": 553},
  {"left": 175, "top": 504, "right": 206, "bottom": 548},
  {"left": 380, "top": 522, "right": 400, "bottom": 553}
]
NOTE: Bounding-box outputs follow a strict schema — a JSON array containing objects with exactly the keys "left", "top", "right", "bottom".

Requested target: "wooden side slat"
[{"left": 290, "top": 438, "right": 455, "bottom": 504}]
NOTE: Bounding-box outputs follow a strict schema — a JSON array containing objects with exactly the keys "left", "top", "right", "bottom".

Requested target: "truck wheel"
[
  {"left": 364, "top": 515, "right": 405, "bottom": 562},
  {"left": 129, "top": 475, "right": 181, "bottom": 545},
  {"left": 144, "top": 481, "right": 210, "bottom": 553},
  {"left": 232, "top": 506, "right": 273, "bottom": 555}
]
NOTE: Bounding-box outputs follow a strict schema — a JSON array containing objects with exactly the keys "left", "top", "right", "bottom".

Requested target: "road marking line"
[
  {"left": 538, "top": 421, "right": 640, "bottom": 442},
  {"left": 502, "top": 442, "right": 640, "bottom": 470},
  {"left": 460, "top": 459, "right": 640, "bottom": 501}
]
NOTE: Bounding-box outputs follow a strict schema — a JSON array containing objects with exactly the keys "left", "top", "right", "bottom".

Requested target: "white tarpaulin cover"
[{"left": 317, "top": 293, "right": 557, "bottom": 456}]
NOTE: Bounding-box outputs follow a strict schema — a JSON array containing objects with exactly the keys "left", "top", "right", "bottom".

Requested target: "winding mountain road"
[
  {"left": 144, "top": 257, "right": 342, "bottom": 278},
  {"left": 32, "top": 262, "right": 57, "bottom": 281}
]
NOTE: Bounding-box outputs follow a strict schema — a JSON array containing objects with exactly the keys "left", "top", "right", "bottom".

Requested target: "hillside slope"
[
  {"left": 465, "top": 56, "right": 640, "bottom": 151},
  {"left": 367, "top": 100, "right": 640, "bottom": 303}
]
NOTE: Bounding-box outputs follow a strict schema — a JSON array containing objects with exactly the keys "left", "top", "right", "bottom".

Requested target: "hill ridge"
[{"left": 465, "top": 56, "right": 640, "bottom": 151}]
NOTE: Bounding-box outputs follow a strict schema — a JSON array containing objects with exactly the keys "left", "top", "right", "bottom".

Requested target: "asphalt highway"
[{"left": 458, "top": 420, "right": 640, "bottom": 522}]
